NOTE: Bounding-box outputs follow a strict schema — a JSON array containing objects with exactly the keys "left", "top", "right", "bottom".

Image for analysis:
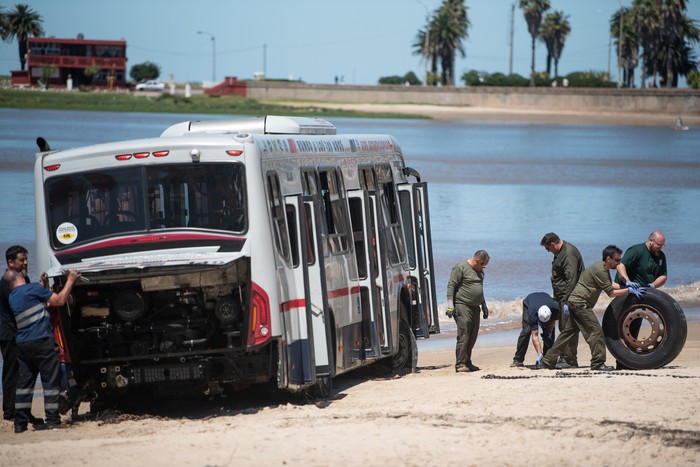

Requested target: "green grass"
[{"left": 0, "top": 88, "right": 421, "bottom": 119}]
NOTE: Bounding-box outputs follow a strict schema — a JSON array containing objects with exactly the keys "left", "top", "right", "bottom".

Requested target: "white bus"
[{"left": 34, "top": 116, "right": 438, "bottom": 403}]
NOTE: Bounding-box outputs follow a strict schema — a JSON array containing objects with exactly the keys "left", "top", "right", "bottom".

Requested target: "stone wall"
[{"left": 246, "top": 81, "right": 700, "bottom": 115}]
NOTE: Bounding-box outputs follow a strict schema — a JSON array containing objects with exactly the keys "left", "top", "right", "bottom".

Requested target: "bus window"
[
  {"left": 399, "top": 190, "right": 416, "bottom": 269},
  {"left": 285, "top": 204, "right": 300, "bottom": 268},
  {"left": 319, "top": 168, "right": 350, "bottom": 254},
  {"left": 301, "top": 169, "right": 318, "bottom": 196},
  {"left": 267, "top": 172, "right": 290, "bottom": 263},
  {"left": 46, "top": 168, "right": 144, "bottom": 247},
  {"left": 348, "top": 197, "right": 367, "bottom": 279},
  {"left": 376, "top": 165, "right": 406, "bottom": 266},
  {"left": 304, "top": 204, "right": 316, "bottom": 266},
  {"left": 359, "top": 167, "right": 376, "bottom": 191},
  {"left": 147, "top": 164, "right": 246, "bottom": 231}
]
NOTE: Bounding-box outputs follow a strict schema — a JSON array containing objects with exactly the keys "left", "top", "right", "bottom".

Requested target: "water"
[{"left": 2, "top": 109, "right": 699, "bottom": 329}]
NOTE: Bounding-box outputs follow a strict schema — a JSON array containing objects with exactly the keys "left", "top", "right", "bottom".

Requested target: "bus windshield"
[{"left": 46, "top": 163, "right": 246, "bottom": 248}]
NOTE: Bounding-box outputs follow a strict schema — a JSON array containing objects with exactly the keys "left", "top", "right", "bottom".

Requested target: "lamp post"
[{"left": 197, "top": 31, "right": 216, "bottom": 83}]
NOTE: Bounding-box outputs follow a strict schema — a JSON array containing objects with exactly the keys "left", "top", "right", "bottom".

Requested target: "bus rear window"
[{"left": 45, "top": 163, "right": 246, "bottom": 248}]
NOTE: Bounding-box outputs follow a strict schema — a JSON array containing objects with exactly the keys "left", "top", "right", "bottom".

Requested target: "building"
[{"left": 11, "top": 36, "right": 127, "bottom": 89}]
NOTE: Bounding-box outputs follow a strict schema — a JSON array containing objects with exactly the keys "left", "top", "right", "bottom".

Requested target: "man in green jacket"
[
  {"left": 446, "top": 250, "right": 490, "bottom": 373},
  {"left": 541, "top": 245, "right": 645, "bottom": 372},
  {"left": 540, "top": 233, "right": 584, "bottom": 368}
]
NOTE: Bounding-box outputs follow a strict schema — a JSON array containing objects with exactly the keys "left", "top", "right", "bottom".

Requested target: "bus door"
[
  {"left": 283, "top": 194, "right": 332, "bottom": 387},
  {"left": 398, "top": 182, "right": 439, "bottom": 335},
  {"left": 347, "top": 190, "right": 384, "bottom": 358}
]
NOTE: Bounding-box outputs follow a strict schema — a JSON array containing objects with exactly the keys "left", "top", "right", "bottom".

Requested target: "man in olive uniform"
[
  {"left": 446, "top": 250, "right": 490, "bottom": 373},
  {"left": 542, "top": 245, "right": 645, "bottom": 372},
  {"left": 540, "top": 233, "right": 584, "bottom": 368},
  {"left": 614, "top": 230, "right": 667, "bottom": 367}
]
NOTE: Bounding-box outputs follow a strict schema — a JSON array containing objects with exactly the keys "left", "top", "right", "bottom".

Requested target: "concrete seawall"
[{"left": 246, "top": 81, "right": 700, "bottom": 116}]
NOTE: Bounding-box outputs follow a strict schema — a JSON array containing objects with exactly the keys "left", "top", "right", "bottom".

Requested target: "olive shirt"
[
  {"left": 550, "top": 241, "right": 585, "bottom": 303},
  {"left": 568, "top": 261, "right": 614, "bottom": 310},
  {"left": 447, "top": 260, "right": 484, "bottom": 307},
  {"left": 614, "top": 242, "right": 667, "bottom": 287}
]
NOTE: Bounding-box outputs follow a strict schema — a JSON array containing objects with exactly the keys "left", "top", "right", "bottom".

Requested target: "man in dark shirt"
[
  {"left": 5, "top": 268, "right": 79, "bottom": 432},
  {"left": 511, "top": 292, "right": 560, "bottom": 368},
  {"left": 0, "top": 245, "right": 47, "bottom": 423}
]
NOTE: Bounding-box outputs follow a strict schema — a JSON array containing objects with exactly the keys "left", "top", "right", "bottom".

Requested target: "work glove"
[
  {"left": 446, "top": 307, "right": 455, "bottom": 319},
  {"left": 562, "top": 303, "right": 569, "bottom": 318},
  {"left": 647, "top": 283, "right": 655, "bottom": 288},
  {"left": 481, "top": 302, "right": 489, "bottom": 319},
  {"left": 629, "top": 286, "right": 646, "bottom": 299},
  {"left": 536, "top": 352, "right": 543, "bottom": 366},
  {"left": 626, "top": 280, "right": 641, "bottom": 291}
]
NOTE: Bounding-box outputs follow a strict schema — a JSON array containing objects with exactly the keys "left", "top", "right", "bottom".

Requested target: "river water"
[{"left": 1, "top": 109, "right": 699, "bottom": 330}]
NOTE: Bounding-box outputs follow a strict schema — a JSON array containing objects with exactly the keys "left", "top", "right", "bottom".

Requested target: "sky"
[{"left": 1, "top": 0, "right": 699, "bottom": 87}]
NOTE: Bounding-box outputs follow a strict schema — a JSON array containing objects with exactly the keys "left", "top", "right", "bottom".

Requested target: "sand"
[
  {"left": 267, "top": 100, "right": 700, "bottom": 127},
  {"left": 1, "top": 320, "right": 698, "bottom": 466}
]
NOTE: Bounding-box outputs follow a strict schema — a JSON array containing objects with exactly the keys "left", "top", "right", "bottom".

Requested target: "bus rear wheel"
[
  {"left": 391, "top": 317, "right": 417, "bottom": 374},
  {"left": 602, "top": 289, "right": 687, "bottom": 370}
]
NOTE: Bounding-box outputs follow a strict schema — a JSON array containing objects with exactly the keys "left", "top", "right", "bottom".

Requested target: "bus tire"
[
  {"left": 310, "top": 375, "right": 333, "bottom": 399},
  {"left": 391, "top": 317, "right": 417, "bottom": 374},
  {"left": 602, "top": 288, "right": 687, "bottom": 370}
]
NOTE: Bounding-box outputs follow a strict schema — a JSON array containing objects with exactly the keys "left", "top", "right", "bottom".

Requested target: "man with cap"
[{"left": 510, "top": 292, "right": 559, "bottom": 368}]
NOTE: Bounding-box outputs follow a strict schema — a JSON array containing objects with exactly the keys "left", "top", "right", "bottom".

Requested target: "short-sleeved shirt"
[
  {"left": 568, "top": 261, "right": 614, "bottom": 310},
  {"left": 447, "top": 260, "right": 484, "bottom": 307},
  {"left": 9, "top": 282, "right": 54, "bottom": 344},
  {"left": 0, "top": 274, "right": 31, "bottom": 340},
  {"left": 614, "top": 242, "right": 667, "bottom": 287},
  {"left": 523, "top": 292, "right": 560, "bottom": 331},
  {"left": 551, "top": 241, "right": 585, "bottom": 303}
]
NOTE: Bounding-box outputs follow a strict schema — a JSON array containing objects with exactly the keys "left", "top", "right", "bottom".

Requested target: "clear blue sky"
[{"left": 1, "top": 0, "right": 698, "bottom": 86}]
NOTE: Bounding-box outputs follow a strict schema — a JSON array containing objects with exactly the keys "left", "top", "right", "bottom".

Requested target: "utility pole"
[
  {"left": 263, "top": 44, "right": 267, "bottom": 78},
  {"left": 197, "top": 31, "right": 216, "bottom": 83},
  {"left": 509, "top": 3, "right": 515, "bottom": 75}
]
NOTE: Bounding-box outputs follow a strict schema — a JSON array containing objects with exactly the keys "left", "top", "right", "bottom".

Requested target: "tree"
[
  {"left": 519, "top": 0, "right": 551, "bottom": 87},
  {"left": 539, "top": 11, "right": 570, "bottom": 79},
  {"left": 611, "top": 7, "right": 639, "bottom": 87},
  {"left": 4, "top": 4, "right": 43, "bottom": 71},
  {"left": 0, "top": 6, "right": 10, "bottom": 42},
  {"left": 413, "top": 0, "right": 470, "bottom": 86},
  {"left": 130, "top": 61, "right": 161, "bottom": 82}
]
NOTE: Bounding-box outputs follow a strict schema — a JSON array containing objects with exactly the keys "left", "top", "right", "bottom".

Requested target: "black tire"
[
  {"left": 602, "top": 288, "right": 687, "bottom": 370},
  {"left": 310, "top": 374, "right": 333, "bottom": 399},
  {"left": 391, "top": 317, "right": 417, "bottom": 374}
]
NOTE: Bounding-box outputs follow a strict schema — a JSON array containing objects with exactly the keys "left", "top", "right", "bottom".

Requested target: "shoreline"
[{"left": 264, "top": 100, "right": 700, "bottom": 127}]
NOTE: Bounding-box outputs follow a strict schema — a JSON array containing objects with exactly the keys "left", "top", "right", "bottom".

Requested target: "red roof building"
[{"left": 11, "top": 36, "right": 127, "bottom": 89}]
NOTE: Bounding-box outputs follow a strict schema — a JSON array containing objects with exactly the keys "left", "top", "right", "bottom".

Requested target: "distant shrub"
[
  {"left": 378, "top": 71, "right": 422, "bottom": 86},
  {"left": 461, "top": 70, "right": 529, "bottom": 86},
  {"left": 563, "top": 71, "right": 616, "bottom": 88},
  {"left": 687, "top": 70, "right": 700, "bottom": 89}
]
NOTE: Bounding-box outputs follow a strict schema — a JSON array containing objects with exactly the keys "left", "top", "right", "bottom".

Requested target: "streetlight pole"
[{"left": 197, "top": 31, "right": 216, "bottom": 83}]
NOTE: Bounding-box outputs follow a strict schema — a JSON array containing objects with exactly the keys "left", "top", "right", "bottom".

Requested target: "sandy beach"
[
  {"left": 266, "top": 100, "right": 700, "bottom": 127},
  {"left": 1, "top": 316, "right": 698, "bottom": 466}
]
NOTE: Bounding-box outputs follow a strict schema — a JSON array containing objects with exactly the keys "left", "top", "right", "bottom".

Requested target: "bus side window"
[
  {"left": 319, "top": 168, "right": 350, "bottom": 254},
  {"left": 285, "top": 204, "right": 300, "bottom": 268},
  {"left": 348, "top": 197, "right": 367, "bottom": 279},
  {"left": 267, "top": 172, "right": 290, "bottom": 263}
]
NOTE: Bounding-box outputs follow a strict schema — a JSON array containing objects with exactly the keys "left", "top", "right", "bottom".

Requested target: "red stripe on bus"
[
  {"left": 281, "top": 299, "right": 306, "bottom": 313},
  {"left": 56, "top": 233, "right": 245, "bottom": 256},
  {"left": 327, "top": 285, "right": 361, "bottom": 299}
]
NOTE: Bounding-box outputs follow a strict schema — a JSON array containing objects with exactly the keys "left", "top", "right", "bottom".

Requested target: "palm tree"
[
  {"left": 520, "top": 0, "right": 551, "bottom": 86},
  {"left": 539, "top": 11, "right": 571, "bottom": 79},
  {"left": 630, "top": 0, "right": 663, "bottom": 87},
  {"left": 5, "top": 4, "right": 43, "bottom": 71},
  {"left": 413, "top": 0, "right": 470, "bottom": 86},
  {"left": 611, "top": 7, "right": 640, "bottom": 87}
]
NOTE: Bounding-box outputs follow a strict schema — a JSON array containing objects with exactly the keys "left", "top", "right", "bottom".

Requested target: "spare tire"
[{"left": 602, "top": 288, "right": 687, "bottom": 370}]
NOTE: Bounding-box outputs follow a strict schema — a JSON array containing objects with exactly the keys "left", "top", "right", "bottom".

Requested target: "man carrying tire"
[
  {"left": 613, "top": 230, "right": 668, "bottom": 368},
  {"left": 542, "top": 245, "right": 645, "bottom": 372}
]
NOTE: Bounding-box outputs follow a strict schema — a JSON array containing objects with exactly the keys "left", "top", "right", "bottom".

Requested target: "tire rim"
[{"left": 621, "top": 304, "right": 666, "bottom": 352}]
